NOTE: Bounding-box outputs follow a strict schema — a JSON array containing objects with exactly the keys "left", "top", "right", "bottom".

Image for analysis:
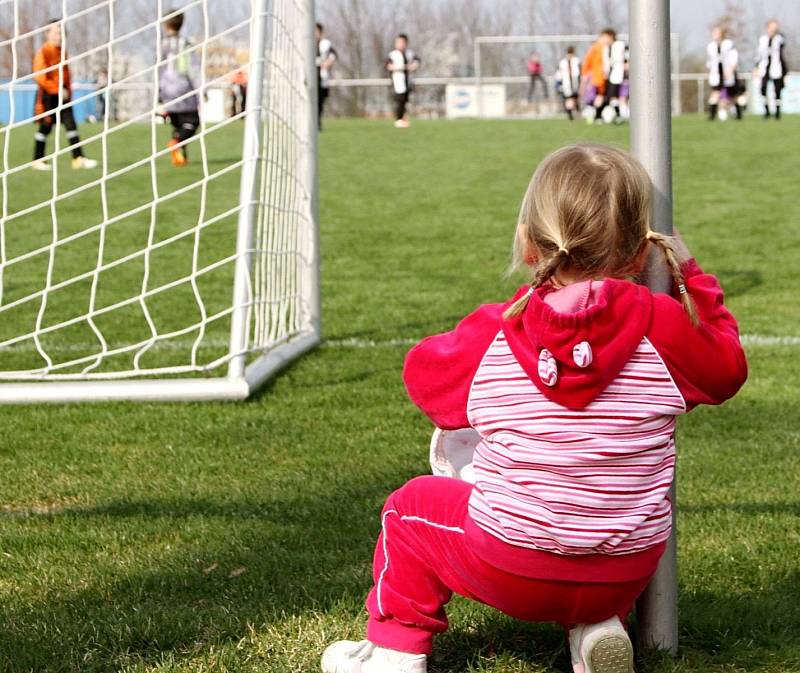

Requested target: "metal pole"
[
  {"left": 474, "top": 39, "right": 482, "bottom": 117},
  {"left": 306, "top": 0, "right": 321, "bottom": 340},
  {"left": 697, "top": 79, "right": 704, "bottom": 115},
  {"left": 228, "top": 0, "right": 271, "bottom": 381},
  {"left": 629, "top": 0, "right": 679, "bottom": 655},
  {"left": 675, "top": 36, "right": 681, "bottom": 116}
]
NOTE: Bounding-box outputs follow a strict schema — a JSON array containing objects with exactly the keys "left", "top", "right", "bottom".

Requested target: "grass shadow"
[
  {"left": 715, "top": 269, "right": 763, "bottom": 299},
  {"left": 0, "top": 485, "right": 388, "bottom": 672}
]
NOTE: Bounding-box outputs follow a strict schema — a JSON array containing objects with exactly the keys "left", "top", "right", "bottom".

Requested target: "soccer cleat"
[
  {"left": 321, "top": 639, "right": 426, "bottom": 673},
  {"left": 569, "top": 616, "right": 634, "bottom": 673},
  {"left": 31, "top": 160, "right": 52, "bottom": 171},
  {"left": 72, "top": 157, "right": 98, "bottom": 169},
  {"left": 393, "top": 119, "right": 410, "bottom": 129},
  {"left": 168, "top": 139, "right": 188, "bottom": 167}
]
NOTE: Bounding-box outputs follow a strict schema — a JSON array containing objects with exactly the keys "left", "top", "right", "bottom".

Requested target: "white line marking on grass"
[
  {"left": 739, "top": 335, "right": 800, "bottom": 346},
  {"left": 0, "top": 334, "right": 796, "bottom": 355},
  {"left": 323, "top": 337, "right": 419, "bottom": 348}
]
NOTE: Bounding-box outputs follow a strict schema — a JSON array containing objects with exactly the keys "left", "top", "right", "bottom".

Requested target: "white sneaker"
[
  {"left": 321, "top": 639, "right": 426, "bottom": 673},
  {"left": 568, "top": 616, "right": 634, "bottom": 673},
  {"left": 394, "top": 119, "right": 410, "bottom": 128},
  {"left": 31, "top": 160, "right": 52, "bottom": 171},
  {"left": 72, "top": 156, "right": 98, "bottom": 169}
]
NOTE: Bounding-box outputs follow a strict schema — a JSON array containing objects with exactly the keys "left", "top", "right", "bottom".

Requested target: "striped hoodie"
[{"left": 403, "top": 260, "right": 747, "bottom": 582}]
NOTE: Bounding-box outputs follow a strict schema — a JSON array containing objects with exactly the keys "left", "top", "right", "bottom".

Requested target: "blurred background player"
[
  {"left": 755, "top": 20, "right": 788, "bottom": 120},
  {"left": 526, "top": 52, "right": 548, "bottom": 103},
  {"left": 554, "top": 46, "right": 580, "bottom": 120},
  {"left": 31, "top": 18, "right": 97, "bottom": 171},
  {"left": 580, "top": 28, "right": 615, "bottom": 124},
  {"left": 230, "top": 65, "right": 248, "bottom": 118},
  {"left": 706, "top": 27, "right": 743, "bottom": 121},
  {"left": 386, "top": 33, "right": 420, "bottom": 129},
  {"left": 158, "top": 9, "right": 199, "bottom": 167},
  {"left": 95, "top": 68, "right": 108, "bottom": 122},
  {"left": 604, "top": 32, "right": 628, "bottom": 124},
  {"left": 316, "top": 23, "right": 337, "bottom": 130}
]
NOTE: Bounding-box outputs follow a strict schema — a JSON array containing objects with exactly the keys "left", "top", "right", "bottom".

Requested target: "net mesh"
[{"left": 0, "top": 0, "right": 316, "bottom": 383}]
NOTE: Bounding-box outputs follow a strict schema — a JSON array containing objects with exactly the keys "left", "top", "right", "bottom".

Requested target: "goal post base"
[{"left": 0, "top": 331, "right": 320, "bottom": 404}]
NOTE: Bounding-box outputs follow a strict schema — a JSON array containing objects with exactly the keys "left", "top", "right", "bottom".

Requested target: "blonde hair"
[{"left": 504, "top": 143, "right": 698, "bottom": 324}]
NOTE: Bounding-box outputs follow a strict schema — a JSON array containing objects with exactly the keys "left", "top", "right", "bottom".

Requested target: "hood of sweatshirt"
[{"left": 502, "top": 279, "right": 654, "bottom": 410}]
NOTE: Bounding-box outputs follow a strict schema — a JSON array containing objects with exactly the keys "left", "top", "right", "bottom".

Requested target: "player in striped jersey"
[
  {"left": 316, "top": 23, "right": 337, "bottom": 130},
  {"left": 604, "top": 34, "right": 628, "bottom": 124},
  {"left": 755, "top": 20, "right": 788, "bottom": 119},
  {"left": 706, "top": 27, "right": 744, "bottom": 121},
  {"left": 386, "top": 34, "right": 420, "bottom": 128},
  {"left": 555, "top": 46, "right": 581, "bottom": 120},
  {"left": 321, "top": 144, "right": 747, "bottom": 673}
]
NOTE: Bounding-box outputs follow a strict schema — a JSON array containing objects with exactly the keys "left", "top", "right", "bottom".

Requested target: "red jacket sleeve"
[
  {"left": 648, "top": 259, "right": 748, "bottom": 410},
  {"left": 403, "top": 302, "right": 507, "bottom": 429}
]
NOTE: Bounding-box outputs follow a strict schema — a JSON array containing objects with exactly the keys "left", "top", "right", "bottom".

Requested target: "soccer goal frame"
[
  {"left": 0, "top": 0, "right": 320, "bottom": 404},
  {"left": 473, "top": 32, "right": 681, "bottom": 116}
]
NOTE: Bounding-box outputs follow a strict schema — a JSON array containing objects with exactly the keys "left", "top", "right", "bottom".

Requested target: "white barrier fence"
[
  {"left": 4, "top": 72, "right": 797, "bottom": 123},
  {"left": 322, "top": 72, "right": 797, "bottom": 119}
]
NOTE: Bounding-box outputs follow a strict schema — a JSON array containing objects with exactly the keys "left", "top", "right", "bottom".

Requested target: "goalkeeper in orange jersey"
[
  {"left": 158, "top": 9, "right": 200, "bottom": 167},
  {"left": 31, "top": 18, "right": 97, "bottom": 171}
]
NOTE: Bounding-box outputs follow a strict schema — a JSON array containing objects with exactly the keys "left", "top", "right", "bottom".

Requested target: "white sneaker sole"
[{"left": 586, "top": 633, "right": 634, "bottom": 673}]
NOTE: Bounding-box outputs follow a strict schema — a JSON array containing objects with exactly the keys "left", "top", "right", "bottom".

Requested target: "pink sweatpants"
[{"left": 365, "top": 476, "right": 652, "bottom": 655}]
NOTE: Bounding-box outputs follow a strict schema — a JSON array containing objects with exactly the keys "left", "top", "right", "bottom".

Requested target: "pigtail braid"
[
  {"left": 646, "top": 231, "right": 699, "bottom": 326},
  {"left": 503, "top": 248, "right": 570, "bottom": 320}
]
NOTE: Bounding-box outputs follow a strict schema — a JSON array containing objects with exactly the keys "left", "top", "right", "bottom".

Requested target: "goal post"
[
  {"left": 629, "top": 0, "right": 680, "bottom": 654},
  {"left": 0, "top": 0, "right": 319, "bottom": 403}
]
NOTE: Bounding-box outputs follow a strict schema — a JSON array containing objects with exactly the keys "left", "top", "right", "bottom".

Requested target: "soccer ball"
[
  {"left": 601, "top": 105, "right": 617, "bottom": 124},
  {"left": 718, "top": 108, "right": 729, "bottom": 122}
]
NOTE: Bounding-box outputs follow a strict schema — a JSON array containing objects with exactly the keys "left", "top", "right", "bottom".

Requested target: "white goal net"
[{"left": 0, "top": 0, "right": 319, "bottom": 402}]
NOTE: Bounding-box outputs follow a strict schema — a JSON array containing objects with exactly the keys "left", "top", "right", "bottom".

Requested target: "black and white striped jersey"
[
  {"left": 756, "top": 33, "right": 787, "bottom": 80},
  {"left": 707, "top": 39, "right": 738, "bottom": 87},
  {"left": 317, "top": 38, "right": 337, "bottom": 88},
  {"left": 386, "top": 49, "right": 420, "bottom": 95},
  {"left": 605, "top": 40, "right": 628, "bottom": 85},
  {"left": 556, "top": 56, "right": 581, "bottom": 97}
]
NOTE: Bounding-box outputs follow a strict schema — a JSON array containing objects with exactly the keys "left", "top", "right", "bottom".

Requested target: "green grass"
[
  {"left": 0, "top": 121, "right": 243, "bottom": 374},
  {"left": 0, "top": 115, "right": 799, "bottom": 672}
]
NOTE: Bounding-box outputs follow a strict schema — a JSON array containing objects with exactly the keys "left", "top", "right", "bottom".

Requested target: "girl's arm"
[
  {"left": 648, "top": 259, "right": 748, "bottom": 409},
  {"left": 403, "top": 302, "right": 509, "bottom": 429}
]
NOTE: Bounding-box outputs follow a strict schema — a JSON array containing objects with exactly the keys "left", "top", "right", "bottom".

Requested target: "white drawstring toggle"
[
  {"left": 538, "top": 348, "right": 558, "bottom": 387},
  {"left": 573, "top": 341, "right": 593, "bottom": 368}
]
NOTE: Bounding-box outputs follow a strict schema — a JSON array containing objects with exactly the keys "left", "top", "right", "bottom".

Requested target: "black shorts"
[
  {"left": 606, "top": 82, "right": 622, "bottom": 99},
  {"left": 168, "top": 111, "right": 200, "bottom": 131},
  {"left": 761, "top": 77, "right": 785, "bottom": 97},
  {"left": 712, "top": 82, "right": 741, "bottom": 97},
  {"left": 36, "top": 90, "right": 71, "bottom": 124}
]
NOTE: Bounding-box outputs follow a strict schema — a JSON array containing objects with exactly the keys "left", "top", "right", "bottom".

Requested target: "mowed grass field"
[{"left": 0, "top": 115, "right": 798, "bottom": 672}]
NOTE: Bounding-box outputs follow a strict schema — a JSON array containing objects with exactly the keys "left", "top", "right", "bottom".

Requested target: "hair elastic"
[
  {"left": 678, "top": 282, "right": 688, "bottom": 295},
  {"left": 557, "top": 246, "right": 570, "bottom": 256}
]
